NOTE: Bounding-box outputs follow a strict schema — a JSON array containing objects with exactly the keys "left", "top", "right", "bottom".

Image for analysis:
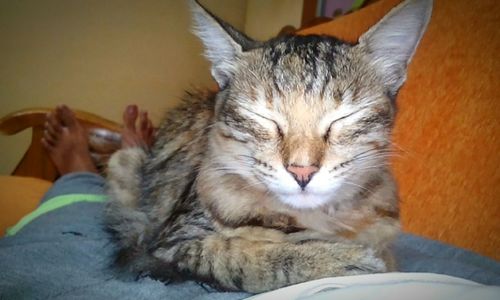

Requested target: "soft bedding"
[
  {"left": 0, "top": 172, "right": 499, "bottom": 299},
  {"left": 250, "top": 273, "right": 500, "bottom": 300}
]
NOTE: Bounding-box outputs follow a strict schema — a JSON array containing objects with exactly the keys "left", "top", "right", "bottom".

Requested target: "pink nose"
[{"left": 286, "top": 165, "right": 319, "bottom": 189}]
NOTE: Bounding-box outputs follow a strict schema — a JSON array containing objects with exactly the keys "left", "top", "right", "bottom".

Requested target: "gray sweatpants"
[{"left": 0, "top": 172, "right": 499, "bottom": 299}]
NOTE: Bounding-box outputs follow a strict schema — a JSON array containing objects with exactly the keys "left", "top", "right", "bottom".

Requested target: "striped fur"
[{"left": 106, "top": 0, "right": 432, "bottom": 293}]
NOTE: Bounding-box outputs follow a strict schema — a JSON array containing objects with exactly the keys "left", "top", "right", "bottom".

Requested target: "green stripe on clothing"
[
  {"left": 352, "top": 0, "right": 365, "bottom": 10},
  {"left": 6, "top": 194, "right": 106, "bottom": 236}
]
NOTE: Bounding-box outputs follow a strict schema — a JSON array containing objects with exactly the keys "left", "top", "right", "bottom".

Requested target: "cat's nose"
[{"left": 286, "top": 165, "right": 319, "bottom": 190}]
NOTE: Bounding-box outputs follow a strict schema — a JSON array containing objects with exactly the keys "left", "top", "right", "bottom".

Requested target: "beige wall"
[
  {"left": 245, "top": 0, "right": 303, "bottom": 40},
  {"left": 0, "top": 0, "right": 247, "bottom": 175},
  {"left": 0, "top": 0, "right": 303, "bottom": 175}
]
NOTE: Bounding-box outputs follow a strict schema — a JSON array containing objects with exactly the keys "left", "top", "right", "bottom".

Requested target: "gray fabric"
[
  {"left": 394, "top": 235, "right": 500, "bottom": 286},
  {"left": 0, "top": 172, "right": 499, "bottom": 299}
]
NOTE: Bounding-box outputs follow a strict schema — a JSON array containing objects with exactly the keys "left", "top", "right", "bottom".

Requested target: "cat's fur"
[{"left": 105, "top": 0, "right": 432, "bottom": 293}]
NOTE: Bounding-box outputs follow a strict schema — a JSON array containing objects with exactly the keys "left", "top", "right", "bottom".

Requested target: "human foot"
[
  {"left": 121, "top": 104, "right": 155, "bottom": 149},
  {"left": 41, "top": 105, "right": 98, "bottom": 175}
]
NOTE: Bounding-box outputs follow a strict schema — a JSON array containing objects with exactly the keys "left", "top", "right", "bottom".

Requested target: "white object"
[{"left": 247, "top": 272, "right": 500, "bottom": 300}]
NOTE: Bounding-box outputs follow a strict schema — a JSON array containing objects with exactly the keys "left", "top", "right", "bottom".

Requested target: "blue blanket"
[{"left": 1, "top": 173, "right": 499, "bottom": 299}]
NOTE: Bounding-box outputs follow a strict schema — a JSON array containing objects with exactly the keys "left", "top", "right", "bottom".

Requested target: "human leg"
[{"left": 0, "top": 104, "right": 248, "bottom": 300}]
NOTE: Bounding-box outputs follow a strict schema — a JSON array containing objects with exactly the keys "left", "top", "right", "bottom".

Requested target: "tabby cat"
[{"left": 105, "top": 0, "right": 432, "bottom": 293}]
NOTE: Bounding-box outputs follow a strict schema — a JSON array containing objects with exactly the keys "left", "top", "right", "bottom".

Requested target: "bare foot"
[
  {"left": 41, "top": 105, "right": 98, "bottom": 175},
  {"left": 121, "top": 104, "right": 155, "bottom": 149}
]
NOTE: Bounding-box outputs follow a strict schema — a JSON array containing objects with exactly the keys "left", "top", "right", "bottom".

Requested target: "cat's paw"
[
  {"left": 285, "top": 230, "right": 337, "bottom": 243},
  {"left": 219, "top": 226, "right": 287, "bottom": 242},
  {"left": 307, "top": 242, "right": 387, "bottom": 277},
  {"left": 343, "top": 247, "right": 387, "bottom": 275}
]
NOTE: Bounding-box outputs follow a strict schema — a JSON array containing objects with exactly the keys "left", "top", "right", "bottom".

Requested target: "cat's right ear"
[{"left": 190, "top": 0, "right": 256, "bottom": 89}]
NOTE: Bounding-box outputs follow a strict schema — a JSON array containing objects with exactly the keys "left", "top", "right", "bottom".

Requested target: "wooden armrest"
[{"left": 0, "top": 108, "right": 122, "bottom": 181}]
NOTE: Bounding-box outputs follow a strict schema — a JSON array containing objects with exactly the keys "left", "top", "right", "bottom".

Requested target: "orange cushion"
[{"left": 0, "top": 176, "right": 52, "bottom": 236}]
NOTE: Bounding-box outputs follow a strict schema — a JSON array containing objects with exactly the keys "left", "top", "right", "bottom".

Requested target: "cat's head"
[{"left": 192, "top": 0, "right": 432, "bottom": 209}]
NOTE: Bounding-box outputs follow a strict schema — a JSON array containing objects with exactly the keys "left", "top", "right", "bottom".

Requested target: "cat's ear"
[
  {"left": 358, "top": 0, "right": 432, "bottom": 95},
  {"left": 190, "top": 0, "right": 257, "bottom": 89}
]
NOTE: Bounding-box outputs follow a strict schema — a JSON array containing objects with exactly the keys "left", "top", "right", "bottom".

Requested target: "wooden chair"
[{"left": 0, "top": 108, "right": 122, "bottom": 182}]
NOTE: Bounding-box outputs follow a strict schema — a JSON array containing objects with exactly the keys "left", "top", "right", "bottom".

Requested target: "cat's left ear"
[
  {"left": 358, "top": 0, "right": 432, "bottom": 95},
  {"left": 190, "top": 0, "right": 257, "bottom": 89}
]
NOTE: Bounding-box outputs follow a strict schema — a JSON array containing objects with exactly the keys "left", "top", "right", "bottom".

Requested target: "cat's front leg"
[
  {"left": 151, "top": 234, "right": 386, "bottom": 293},
  {"left": 285, "top": 229, "right": 338, "bottom": 243},
  {"left": 284, "top": 228, "right": 397, "bottom": 272}
]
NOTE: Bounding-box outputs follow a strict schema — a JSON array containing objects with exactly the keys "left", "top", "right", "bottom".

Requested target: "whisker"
[
  {"left": 240, "top": 177, "right": 268, "bottom": 191},
  {"left": 354, "top": 155, "right": 400, "bottom": 163},
  {"left": 353, "top": 152, "right": 402, "bottom": 162},
  {"left": 389, "top": 141, "right": 409, "bottom": 154},
  {"left": 343, "top": 180, "right": 375, "bottom": 195},
  {"left": 237, "top": 154, "right": 257, "bottom": 161},
  {"left": 356, "top": 163, "right": 389, "bottom": 169},
  {"left": 350, "top": 148, "right": 379, "bottom": 160}
]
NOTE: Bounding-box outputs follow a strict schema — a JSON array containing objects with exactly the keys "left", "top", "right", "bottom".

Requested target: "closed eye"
[
  {"left": 239, "top": 106, "right": 284, "bottom": 138},
  {"left": 323, "top": 109, "right": 362, "bottom": 142}
]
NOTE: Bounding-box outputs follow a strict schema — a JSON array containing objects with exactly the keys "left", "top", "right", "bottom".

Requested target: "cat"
[{"left": 105, "top": 0, "right": 432, "bottom": 293}]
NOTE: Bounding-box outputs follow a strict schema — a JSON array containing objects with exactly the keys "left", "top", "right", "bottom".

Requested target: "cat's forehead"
[
  {"left": 226, "top": 35, "right": 387, "bottom": 121},
  {"left": 263, "top": 35, "right": 351, "bottom": 63},
  {"left": 242, "top": 35, "right": 357, "bottom": 96}
]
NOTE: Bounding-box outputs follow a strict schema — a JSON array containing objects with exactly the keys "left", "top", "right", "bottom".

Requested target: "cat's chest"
[
  {"left": 241, "top": 198, "right": 373, "bottom": 239},
  {"left": 278, "top": 203, "right": 382, "bottom": 242}
]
